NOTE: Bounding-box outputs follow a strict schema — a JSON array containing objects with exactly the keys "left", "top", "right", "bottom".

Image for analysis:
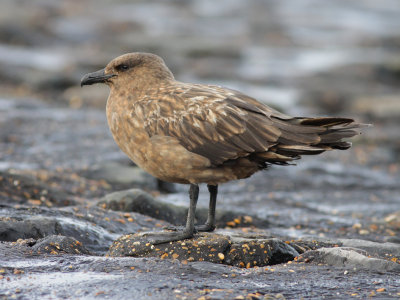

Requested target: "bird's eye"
[{"left": 116, "top": 64, "right": 129, "bottom": 72}]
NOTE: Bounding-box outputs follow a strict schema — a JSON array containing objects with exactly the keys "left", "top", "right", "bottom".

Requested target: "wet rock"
[
  {"left": 287, "top": 239, "right": 342, "bottom": 254},
  {"left": 0, "top": 217, "right": 62, "bottom": 242},
  {"left": 0, "top": 170, "right": 75, "bottom": 206},
  {"left": 339, "top": 239, "right": 400, "bottom": 258},
  {"left": 82, "top": 162, "right": 156, "bottom": 189},
  {"left": 227, "top": 236, "right": 299, "bottom": 267},
  {"left": 32, "top": 235, "right": 91, "bottom": 255},
  {"left": 81, "top": 161, "right": 176, "bottom": 193},
  {"left": 108, "top": 232, "right": 231, "bottom": 263},
  {"left": 0, "top": 239, "right": 36, "bottom": 261},
  {"left": 299, "top": 247, "right": 400, "bottom": 272},
  {"left": 156, "top": 180, "right": 177, "bottom": 193},
  {"left": 1, "top": 249, "right": 398, "bottom": 300},
  {"left": 384, "top": 211, "right": 400, "bottom": 229},
  {"left": 0, "top": 205, "right": 169, "bottom": 254},
  {"left": 215, "top": 212, "right": 269, "bottom": 229},
  {"left": 385, "top": 237, "right": 400, "bottom": 244},
  {"left": 98, "top": 188, "right": 187, "bottom": 226},
  {"left": 99, "top": 189, "right": 269, "bottom": 229},
  {"left": 108, "top": 232, "right": 299, "bottom": 267}
]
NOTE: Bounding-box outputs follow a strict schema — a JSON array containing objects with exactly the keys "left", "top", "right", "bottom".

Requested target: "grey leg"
[
  {"left": 183, "top": 183, "right": 199, "bottom": 235},
  {"left": 143, "top": 184, "right": 199, "bottom": 244},
  {"left": 196, "top": 184, "right": 218, "bottom": 232}
]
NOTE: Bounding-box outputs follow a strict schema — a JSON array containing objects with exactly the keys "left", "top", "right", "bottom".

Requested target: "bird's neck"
[{"left": 109, "top": 78, "right": 175, "bottom": 104}]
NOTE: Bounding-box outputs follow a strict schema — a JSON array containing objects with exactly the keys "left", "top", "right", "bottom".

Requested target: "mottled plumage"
[{"left": 81, "top": 52, "right": 366, "bottom": 244}]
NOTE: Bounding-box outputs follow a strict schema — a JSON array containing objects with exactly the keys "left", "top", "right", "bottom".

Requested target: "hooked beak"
[{"left": 80, "top": 68, "right": 116, "bottom": 86}]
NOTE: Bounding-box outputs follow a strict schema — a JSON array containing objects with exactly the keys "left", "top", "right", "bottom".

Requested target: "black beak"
[{"left": 80, "top": 68, "right": 116, "bottom": 86}]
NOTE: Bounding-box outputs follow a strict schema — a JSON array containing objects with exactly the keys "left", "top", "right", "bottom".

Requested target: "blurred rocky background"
[{"left": 0, "top": 0, "right": 400, "bottom": 299}]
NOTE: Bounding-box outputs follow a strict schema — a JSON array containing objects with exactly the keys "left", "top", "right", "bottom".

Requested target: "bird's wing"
[{"left": 134, "top": 83, "right": 322, "bottom": 165}]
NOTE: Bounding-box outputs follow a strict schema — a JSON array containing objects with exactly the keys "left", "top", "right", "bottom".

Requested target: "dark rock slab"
[
  {"left": 299, "top": 247, "right": 400, "bottom": 272},
  {"left": 287, "top": 238, "right": 343, "bottom": 254},
  {"left": 339, "top": 239, "right": 400, "bottom": 258},
  {"left": 0, "top": 239, "right": 38, "bottom": 260},
  {"left": 108, "top": 232, "right": 299, "bottom": 267},
  {"left": 32, "top": 235, "right": 91, "bottom": 255},
  {"left": 98, "top": 188, "right": 269, "bottom": 229},
  {"left": 98, "top": 188, "right": 188, "bottom": 226},
  {"left": 0, "top": 217, "right": 62, "bottom": 241},
  {"left": 1, "top": 251, "right": 398, "bottom": 299},
  {"left": 0, "top": 205, "right": 170, "bottom": 254}
]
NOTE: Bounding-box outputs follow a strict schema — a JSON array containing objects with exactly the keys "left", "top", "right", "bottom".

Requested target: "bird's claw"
[
  {"left": 140, "top": 231, "right": 195, "bottom": 245},
  {"left": 163, "top": 225, "right": 198, "bottom": 233},
  {"left": 195, "top": 224, "right": 216, "bottom": 232},
  {"left": 163, "top": 224, "right": 215, "bottom": 233}
]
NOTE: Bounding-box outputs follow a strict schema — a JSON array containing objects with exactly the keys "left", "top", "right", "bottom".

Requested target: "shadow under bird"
[{"left": 81, "top": 52, "right": 366, "bottom": 244}]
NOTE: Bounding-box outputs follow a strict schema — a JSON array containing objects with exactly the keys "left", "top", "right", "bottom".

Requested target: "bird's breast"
[{"left": 106, "top": 94, "right": 150, "bottom": 166}]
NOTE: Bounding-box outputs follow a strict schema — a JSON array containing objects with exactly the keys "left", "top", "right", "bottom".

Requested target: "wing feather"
[
  {"left": 137, "top": 83, "right": 360, "bottom": 166},
  {"left": 138, "top": 84, "right": 282, "bottom": 165}
]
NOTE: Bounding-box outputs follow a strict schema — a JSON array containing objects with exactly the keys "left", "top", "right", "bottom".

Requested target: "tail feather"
[
  {"left": 319, "top": 129, "right": 358, "bottom": 143},
  {"left": 320, "top": 141, "right": 352, "bottom": 150},
  {"left": 299, "top": 117, "right": 353, "bottom": 127},
  {"left": 253, "top": 116, "right": 368, "bottom": 167}
]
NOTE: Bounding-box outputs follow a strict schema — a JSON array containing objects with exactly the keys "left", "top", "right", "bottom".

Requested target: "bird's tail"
[{"left": 253, "top": 117, "right": 369, "bottom": 166}]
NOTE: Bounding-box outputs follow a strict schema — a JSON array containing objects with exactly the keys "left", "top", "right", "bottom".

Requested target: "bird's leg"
[
  {"left": 196, "top": 184, "right": 218, "bottom": 232},
  {"left": 182, "top": 183, "right": 199, "bottom": 235},
  {"left": 163, "top": 184, "right": 218, "bottom": 233},
  {"left": 142, "top": 184, "right": 199, "bottom": 245}
]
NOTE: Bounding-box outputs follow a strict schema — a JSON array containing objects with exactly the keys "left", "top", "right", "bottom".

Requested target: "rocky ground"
[{"left": 1, "top": 0, "right": 400, "bottom": 299}]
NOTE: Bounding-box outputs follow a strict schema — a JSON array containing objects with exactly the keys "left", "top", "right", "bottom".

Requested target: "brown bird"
[{"left": 81, "top": 52, "right": 365, "bottom": 244}]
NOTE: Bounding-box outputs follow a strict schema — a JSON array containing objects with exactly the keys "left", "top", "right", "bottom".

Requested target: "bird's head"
[{"left": 80, "top": 52, "right": 174, "bottom": 89}]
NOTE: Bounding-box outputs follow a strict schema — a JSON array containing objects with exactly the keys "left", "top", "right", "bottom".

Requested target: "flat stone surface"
[
  {"left": 339, "top": 239, "right": 400, "bottom": 258},
  {"left": 299, "top": 247, "right": 400, "bottom": 272},
  {"left": 1, "top": 250, "right": 399, "bottom": 299}
]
